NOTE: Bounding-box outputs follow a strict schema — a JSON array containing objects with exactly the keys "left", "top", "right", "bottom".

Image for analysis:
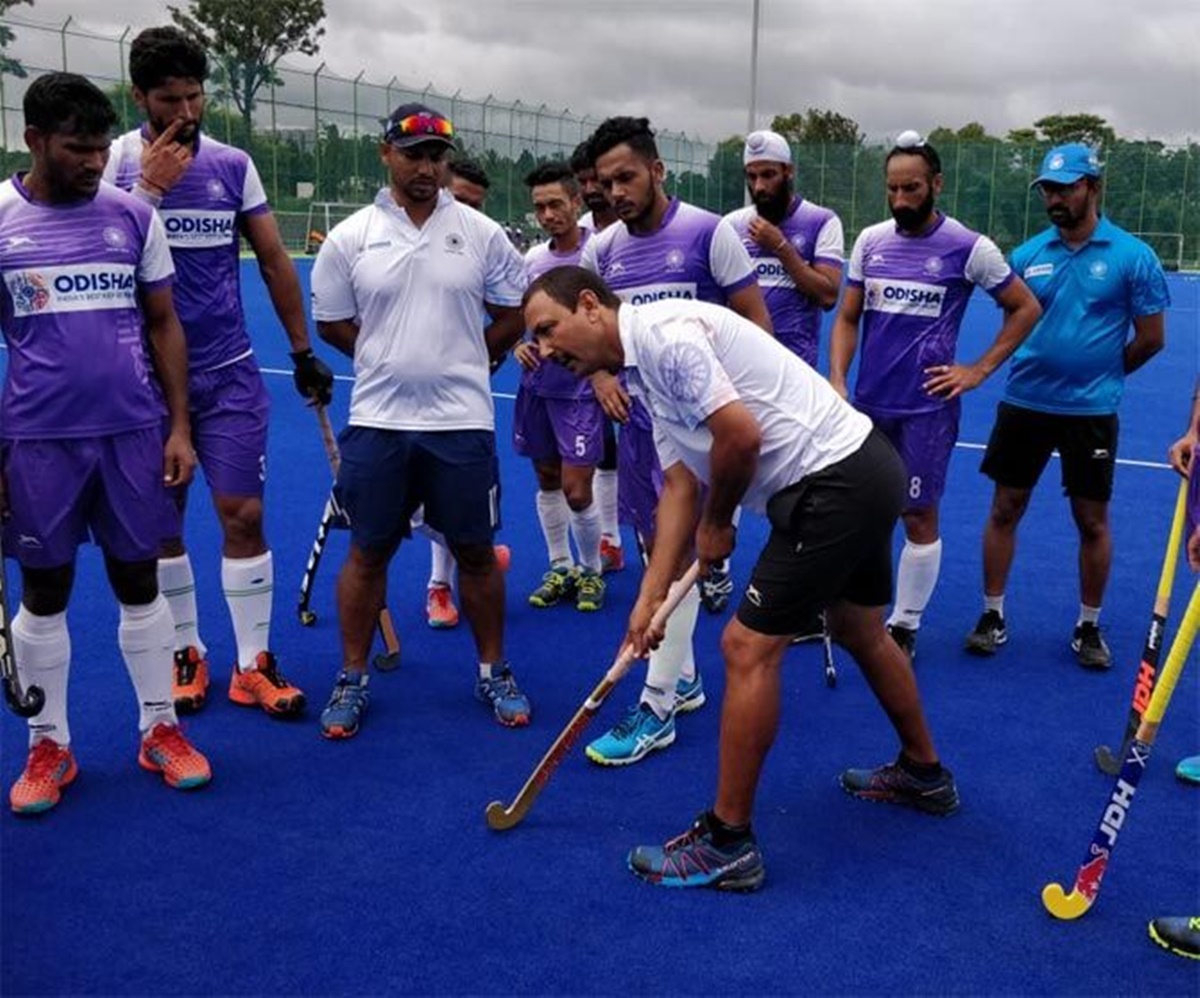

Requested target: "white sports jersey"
[
  {"left": 618, "top": 299, "right": 871, "bottom": 513},
  {"left": 311, "top": 188, "right": 527, "bottom": 431}
]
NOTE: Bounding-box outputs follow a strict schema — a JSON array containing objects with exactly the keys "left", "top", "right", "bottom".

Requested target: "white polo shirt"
[
  {"left": 311, "top": 188, "right": 527, "bottom": 431},
  {"left": 619, "top": 299, "right": 872, "bottom": 513}
]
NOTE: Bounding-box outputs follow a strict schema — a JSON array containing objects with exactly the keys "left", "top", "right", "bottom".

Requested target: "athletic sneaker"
[
  {"left": 1176, "top": 755, "right": 1200, "bottom": 785},
  {"left": 600, "top": 537, "right": 625, "bottom": 573},
  {"left": 964, "top": 610, "right": 1007, "bottom": 655},
  {"left": 628, "top": 811, "right": 765, "bottom": 891},
  {"left": 528, "top": 566, "right": 577, "bottom": 608},
  {"left": 699, "top": 563, "right": 734, "bottom": 614},
  {"left": 1072, "top": 622, "right": 1112, "bottom": 670},
  {"left": 426, "top": 583, "right": 459, "bottom": 629},
  {"left": 1148, "top": 916, "right": 1200, "bottom": 960},
  {"left": 586, "top": 703, "right": 676, "bottom": 765},
  {"left": 172, "top": 646, "right": 210, "bottom": 713},
  {"left": 576, "top": 568, "right": 605, "bottom": 612},
  {"left": 9, "top": 739, "right": 78, "bottom": 815},
  {"left": 228, "top": 651, "right": 306, "bottom": 716},
  {"left": 138, "top": 723, "right": 212, "bottom": 790},
  {"left": 674, "top": 674, "right": 706, "bottom": 713},
  {"left": 475, "top": 666, "right": 531, "bottom": 727},
  {"left": 839, "top": 756, "right": 960, "bottom": 815},
  {"left": 887, "top": 623, "right": 917, "bottom": 661},
  {"left": 320, "top": 670, "right": 370, "bottom": 739}
]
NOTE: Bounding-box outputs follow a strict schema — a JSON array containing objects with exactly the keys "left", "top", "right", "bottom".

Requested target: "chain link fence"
[{"left": 1, "top": 14, "right": 1196, "bottom": 267}]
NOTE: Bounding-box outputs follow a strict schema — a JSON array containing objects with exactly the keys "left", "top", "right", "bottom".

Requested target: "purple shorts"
[
  {"left": 863, "top": 402, "right": 960, "bottom": 510},
  {"left": 617, "top": 399, "right": 664, "bottom": 543},
  {"left": 186, "top": 357, "right": 270, "bottom": 498},
  {"left": 2, "top": 428, "right": 167, "bottom": 568},
  {"left": 512, "top": 387, "right": 605, "bottom": 466}
]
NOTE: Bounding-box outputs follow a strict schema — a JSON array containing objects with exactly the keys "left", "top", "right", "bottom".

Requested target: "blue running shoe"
[
  {"left": 1177, "top": 755, "right": 1200, "bottom": 785},
  {"left": 840, "top": 756, "right": 960, "bottom": 815},
  {"left": 699, "top": 562, "right": 734, "bottom": 614},
  {"left": 586, "top": 703, "right": 675, "bottom": 765},
  {"left": 674, "top": 674, "right": 706, "bottom": 714},
  {"left": 628, "top": 812, "right": 765, "bottom": 891},
  {"left": 475, "top": 666, "right": 531, "bottom": 727},
  {"left": 320, "top": 670, "right": 369, "bottom": 740}
]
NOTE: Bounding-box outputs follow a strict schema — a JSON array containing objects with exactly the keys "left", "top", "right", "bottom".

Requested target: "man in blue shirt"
[{"left": 966, "top": 143, "right": 1169, "bottom": 669}]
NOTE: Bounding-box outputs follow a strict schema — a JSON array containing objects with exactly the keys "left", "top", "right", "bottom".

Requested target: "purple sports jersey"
[
  {"left": 848, "top": 213, "right": 1012, "bottom": 417},
  {"left": 725, "top": 197, "right": 843, "bottom": 365},
  {"left": 104, "top": 128, "right": 270, "bottom": 373},
  {"left": 523, "top": 231, "right": 593, "bottom": 399},
  {"left": 0, "top": 176, "right": 174, "bottom": 438}
]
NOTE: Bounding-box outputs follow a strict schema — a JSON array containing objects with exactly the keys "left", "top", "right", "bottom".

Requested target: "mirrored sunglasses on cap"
[{"left": 384, "top": 111, "right": 454, "bottom": 144}]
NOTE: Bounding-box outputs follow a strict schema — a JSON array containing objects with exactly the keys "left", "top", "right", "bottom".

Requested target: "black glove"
[{"left": 290, "top": 348, "right": 334, "bottom": 406}]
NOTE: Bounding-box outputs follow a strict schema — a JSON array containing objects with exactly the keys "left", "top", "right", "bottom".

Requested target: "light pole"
[{"left": 747, "top": 0, "right": 760, "bottom": 135}]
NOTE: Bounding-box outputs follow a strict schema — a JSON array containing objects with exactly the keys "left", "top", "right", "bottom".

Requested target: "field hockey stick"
[
  {"left": 0, "top": 540, "right": 43, "bottom": 718},
  {"left": 1094, "top": 479, "right": 1187, "bottom": 774},
  {"left": 1042, "top": 579, "right": 1200, "bottom": 920},
  {"left": 820, "top": 611, "right": 838, "bottom": 688},
  {"left": 485, "top": 561, "right": 700, "bottom": 832}
]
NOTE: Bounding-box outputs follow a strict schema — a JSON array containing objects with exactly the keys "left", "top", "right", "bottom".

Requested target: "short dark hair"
[
  {"left": 524, "top": 265, "right": 622, "bottom": 311},
  {"left": 588, "top": 116, "right": 658, "bottom": 164},
  {"left": 569, "top": 140, "right": 593, "bottom": 174},
  {"left": 525, "top": 160, "right": 578, "bottom": 193},
  {"left": 23, "top": 72, "right": 116, "bottom": 136},
  {"left": 130, "top": 26, "right": 208, "bottom": 92},
  {"left": 885, "top": 141, "right": 942, "bottom": 179},
  {"left": 449, "top": 158, "right": 490, "bottom": 189}
]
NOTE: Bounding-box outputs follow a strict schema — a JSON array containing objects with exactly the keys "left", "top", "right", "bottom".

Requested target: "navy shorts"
[
  {"left": 736, "top": 429, "right": 906, "bottom": 636},
  {"left": 335, "top": 427, "right": 501, "bottom": 553}
]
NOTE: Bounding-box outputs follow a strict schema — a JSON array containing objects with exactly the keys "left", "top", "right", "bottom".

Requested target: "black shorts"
[
  {"left": 980, "top": 402, "right": 1118, "bottom": 502},
  {"left": 736, "top": 429, "right": 906, "bottom": 636}
]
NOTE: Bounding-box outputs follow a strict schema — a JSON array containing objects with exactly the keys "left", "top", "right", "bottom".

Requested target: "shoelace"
[
  {"left": 146, "top": 725, "right": 193, "bottom": 762},
  {"left": 331, "top": 680, "right": 365, "bottom": 708},
  {"left": 482, "top": 673, "right": 519, "bottom": 700},
  {"left": 25, "top": 741, "right": 68, "bottom": 781},
  {"left": 175, "top": 651, "right": 197, "bottom": 684},
  {"left": 663, "top": 819, "right": 707, "bottom": 854},
  {"left": 578, "top": 575, "right": 602, "bottom": 597},
  {"left": 610, "top": 704, "right": 650, "bottom": 738}
]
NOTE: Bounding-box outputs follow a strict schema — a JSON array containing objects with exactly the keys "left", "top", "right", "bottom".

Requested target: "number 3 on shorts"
[{"left": 908, "top": 475, "right": 922, "bottom": 501}]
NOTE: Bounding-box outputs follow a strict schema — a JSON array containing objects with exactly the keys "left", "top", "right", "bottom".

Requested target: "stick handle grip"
[{"left": 315, "top": 405, "right": 340, "bottom": 478}]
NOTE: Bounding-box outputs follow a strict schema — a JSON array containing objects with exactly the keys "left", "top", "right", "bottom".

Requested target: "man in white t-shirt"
[
  {"left": 523, "top": 266, "right": 959, "bottom": 891},
  {"left": 310, "top": 103, "right": 529, "bottom": 738}
]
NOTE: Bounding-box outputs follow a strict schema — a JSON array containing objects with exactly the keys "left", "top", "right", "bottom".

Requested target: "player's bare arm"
[
  {"left": 513, "top": 340, "right": 541, "bottom": 371},
  {"left": 141, "top": 284, "right": 195, "bottom": 487},
  {"left": 317, "top": 318, "right": 360, "bottom": 359},
  {"left": 1123, "top": 311, "right": 1165, "bottom": 374},
  {"left": 698, "top": 400, "right": 760, "bottom": 569},
  {"left": 726, "top": 282, "right": 774, "bottom": 335},
  {"left": 748, "top": 216, "right": 840, "bottom": 309},
  {"left": 136, "top": 117, "right": 193, "bottom": 199},
  {"left": 483, "top": 303, "right": 525, "bottom": 362},
  {"left": 922, "top": 277, "right": 1041, "bottom": 400},
  {"left": 828, "top": 284, "right": 864, "bottom": 398},
  {"left": 1166, "top": 388, "right": 1200, "bottom": 475}
]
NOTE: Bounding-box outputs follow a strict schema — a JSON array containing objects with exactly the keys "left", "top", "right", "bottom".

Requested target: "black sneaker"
[
  {"left": 1071, "top": 622, "right": 1112, "bottom": 670},
  {"left": 840, "top": 756, "right": 961, "bottom": 815},
  {"left": 1148, "top": 916, "right": 1200, "bottom": 960},
  {"left": 887, "top": 623, "right": 917, "bottom": 661},
  {"left": 628, "top": 811, "right": 765, "bottom": 891},
  {"left": 965, "top": 610, "right": 1007, "bottom": 655},
  {"left": 699, "top": 563, "right": 734, "bottom": 614}
]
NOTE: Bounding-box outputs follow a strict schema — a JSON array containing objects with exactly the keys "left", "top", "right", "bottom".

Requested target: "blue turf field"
[{"left": 1, "top": 264, "right": 1197, "bottom": 995}]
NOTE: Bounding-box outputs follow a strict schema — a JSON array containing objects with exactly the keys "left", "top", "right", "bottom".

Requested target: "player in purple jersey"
[
  {"left": 513, "top": 162, "right": 608, "bottom": 613},
  {"left": 725, "top": 130, "right": 843, "bottom": 368},
  {"left": 829, "top": 134, "right": 1040, "bottom": 661},
  {"left": 570, "top": 140, "right": 624, "bottom": 571},
  {"left": 2, "top": 73, "right": 211, "bottom": 813},
  {"left": 106, "top": 28, "right": 334, "bottom": 717},
  {"left": 580, "top": 115, "right": 771, "bottom": 766}
]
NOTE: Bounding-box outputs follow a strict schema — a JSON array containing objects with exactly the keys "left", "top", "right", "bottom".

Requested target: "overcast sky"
[{"left": 8, "top": 0, "right": 1200, "bottom": 145}]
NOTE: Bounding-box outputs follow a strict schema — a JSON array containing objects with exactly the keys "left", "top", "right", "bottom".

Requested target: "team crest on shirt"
[
  {"left": 9, "top": 272, "right": 50, "bottom": 311},
  {"left": 1089, "top": 260, "right": 1109, "bottom": 279},
  {"left": 658, "top": 340, "right": 712, "bottom": 404},
  {"left": 790, "top": 233, "right": 807, "bottom": 253},
  {"left": 923, "top": 256, "right": 944, "bottom": 276},
  {"left": 664, "top": 248, "right": 686, "bottom": 273},
  {"left": 206, "top": 178, "right": 225, "bottom": 200},
  {"left": 102, "top": 226, "right": 128, "bottom": 249},
  {"left": 445, "top": 232, "right": 465, "bottom": 253}
]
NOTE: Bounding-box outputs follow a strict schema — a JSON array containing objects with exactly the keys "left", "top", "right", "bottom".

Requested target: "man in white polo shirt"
[
  {"left": 523, "top": 265, "right": 959, "bottom": 891},
  {"left": 310, "top": 103, "right": 529, "bottom": 738}
]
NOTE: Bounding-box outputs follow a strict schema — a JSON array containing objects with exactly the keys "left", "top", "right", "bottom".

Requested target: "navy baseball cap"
[
  {"left": 1032, "top": 143, "right": 1102, "bottom": 186},
  {"left": 382, "top": 102, "right": 455, "bottom": 148}
]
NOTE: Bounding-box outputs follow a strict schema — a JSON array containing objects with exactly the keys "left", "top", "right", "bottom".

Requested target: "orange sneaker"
[
  {"left": 173, "top": 646, "right": 210, "bottom": 713},
  {"left": 138, "top": 723, "right": 211, "bottom": 790},
  {"left": 426, "top": 583, "right": 460, "bottom": 629},
  {"left": 228, "top": 651, "right": 306, "bottom": 716},
  {"left": 494, "top": 544, "right": 512, "bottom": 573},
  {"left": 600, "top": 537, "right": 625, "bottom": 573},
  {"left": 10, "top": 739, "right": 78, "bottom": 815}
]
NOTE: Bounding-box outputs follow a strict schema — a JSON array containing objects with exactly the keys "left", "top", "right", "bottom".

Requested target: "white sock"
[
  {"left": 887, "top": 539, "right": 943, "bottom": 631},
  {"left": 569, "top": 501, "right": 603, "bottom": 574},
  {"left": 594, "top": 468, "right": 620, "bottom": 542},
  {"left": 118, "top": 596, "right": 177, "bottom": 733},
  {"left": 222, "top": 552, "right": 273, "bottom": 672},
  {"left": 984, "top": 594, "right": 1005, "bottom": 616},
  {"left": 641, "top": 580, "right": 701, "bottom": 716},
  {"left": 1079, "top": 604, "right": 1101, "bottom": 626},
  {"left": 157, "top": 553, "right": 206, "bottom": 655},
  {"left": 13, "top": 608, "right": 71, "bottom": 748},
  {"left": 429, "top": 539, "right": 456, "bottom": 589},
  {"left": 536, "top": 489, "right": 573, "bottom": 567}
]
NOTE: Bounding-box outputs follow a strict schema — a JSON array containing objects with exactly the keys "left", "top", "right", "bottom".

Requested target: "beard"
[
  {"left": 890, "top": 191, "right": 936, "bottom": 233},
  {"left": 752, "top": 186, "right": 791, "bottom": 223}
]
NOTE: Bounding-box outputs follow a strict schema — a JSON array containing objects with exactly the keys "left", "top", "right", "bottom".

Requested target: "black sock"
[
  {"left": 898, "top": 753, "right": 943, "bottom": 781},
  {"left": 706, "top": 810, "right": 752, "bottom": 846}
]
